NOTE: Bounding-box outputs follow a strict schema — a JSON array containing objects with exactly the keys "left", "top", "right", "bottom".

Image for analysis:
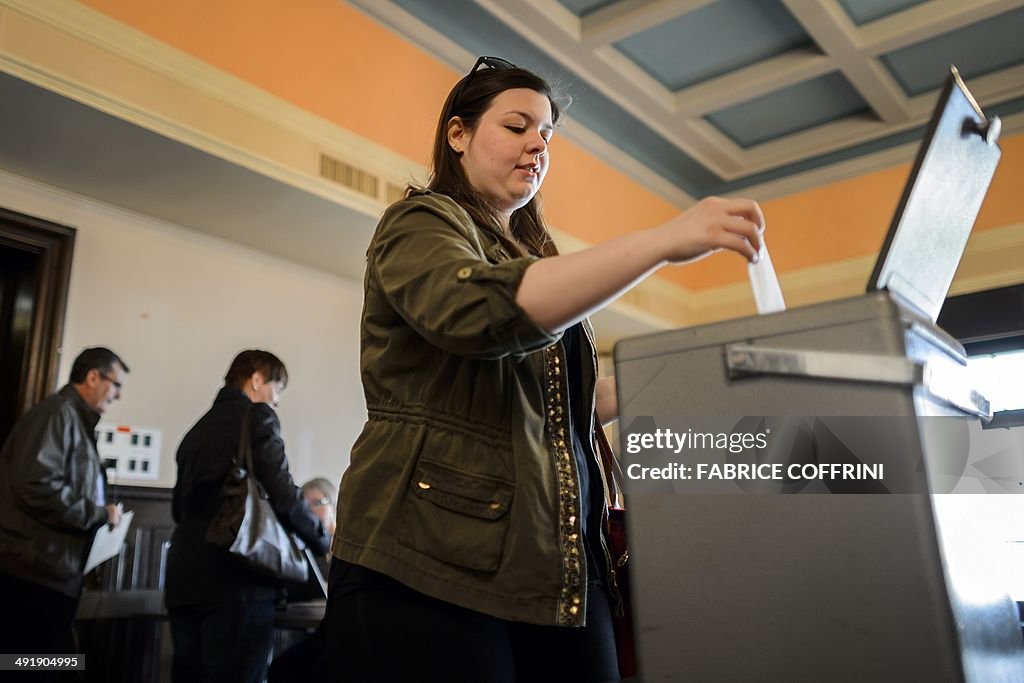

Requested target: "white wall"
[{"left": 0, "top": 170, "right": 366, "bottom": 492}]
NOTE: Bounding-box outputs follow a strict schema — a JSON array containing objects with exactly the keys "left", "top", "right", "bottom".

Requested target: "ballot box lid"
[{"left": 867, "top": 66, "right": 1002, "bottom": 323}]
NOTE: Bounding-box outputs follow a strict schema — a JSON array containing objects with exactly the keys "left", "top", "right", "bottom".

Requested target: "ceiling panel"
[
  {"left": 836, "top": 0, "right": 929, "bottom": 26},
  {"left": 555, "top": 0, "right": 616, "bottom": 16},
  {"left": 706, "top": 72, "right": 871, "bottom": 147},
  {"left": 614, "top": 0, "right": 814, "bottom": 90},
  {"left": 716, "top": 92, "right": 1024, "bottom": 193},
  {"left": 357, "top": 0, "right": 1024, "bottom": 201},
  {"left": 881, "top": 6, "right": 1024, "bottom": 96}
]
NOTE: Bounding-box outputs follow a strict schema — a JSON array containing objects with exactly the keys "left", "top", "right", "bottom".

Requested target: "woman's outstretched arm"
[{"left": 516, "top": 197, "right": 765, "bottom": 333}]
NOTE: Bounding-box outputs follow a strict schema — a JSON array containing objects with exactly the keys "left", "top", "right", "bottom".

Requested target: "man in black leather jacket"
[
  {"left": 165, "top": 350, "right": 331, "bottom": 683},
  {"left": 0, "top": 347, "right": 129, "bottom": 658}
]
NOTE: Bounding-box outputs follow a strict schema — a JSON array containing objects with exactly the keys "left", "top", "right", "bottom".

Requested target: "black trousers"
[
  {"left": 0, "top": 572, "right": 81, "bottom": 682},
  {"left": 168, "top": 599, "right": 275, "bottom": 683},
  {"left": 268, "top": 633, "right": 325, "bottom": 683},
  {"left": 322, "top": 560, "right": 620, "bottom": 682}
]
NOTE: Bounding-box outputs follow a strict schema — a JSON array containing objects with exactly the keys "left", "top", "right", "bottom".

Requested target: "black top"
[
  {"left": 165, "top": 387, "right": 330, "bottom": 606},
  {"left": 563, "top": 325, "right": 607, "bottom": 583}
]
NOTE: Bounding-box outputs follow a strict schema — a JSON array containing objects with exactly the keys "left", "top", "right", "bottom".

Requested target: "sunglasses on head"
[{"left": 450, "top": 56, "right": 518, "bottom": 109}]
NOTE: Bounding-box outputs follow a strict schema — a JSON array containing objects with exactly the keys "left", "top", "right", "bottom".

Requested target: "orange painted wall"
[
  {"left": 75, "top": 0, "right": 679, "bottom": 249},
  {"left": 77, "top": 0, "right": 1024, "bottom": 291},
  {"left": 81, "top": 0, "right": 446, "bottom": 165}
]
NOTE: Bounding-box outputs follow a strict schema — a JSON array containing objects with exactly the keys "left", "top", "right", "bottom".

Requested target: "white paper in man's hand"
[
  {"left": 85, "top": 509, "right": 134, "bottom": 574},
  {"left": 748, "top": 237, "right": 786, "bottom": 314}
]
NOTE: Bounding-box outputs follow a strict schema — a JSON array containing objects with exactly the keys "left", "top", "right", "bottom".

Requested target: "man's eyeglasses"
[
  {"left": 98, "top": 374, "right": 123, "bottom": 390},
  {"left": 450, "top": 56, "right": 518, "bottom": 109}
]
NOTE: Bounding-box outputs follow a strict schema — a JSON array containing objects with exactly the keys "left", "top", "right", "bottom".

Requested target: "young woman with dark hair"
[{"left": 325, "top": 57, "right": 765, "bottom": 681}]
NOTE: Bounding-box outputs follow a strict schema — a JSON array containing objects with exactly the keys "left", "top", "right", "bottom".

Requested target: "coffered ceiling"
[{"left": 351, "top": 0, "right": 1024, "bottom": 204}]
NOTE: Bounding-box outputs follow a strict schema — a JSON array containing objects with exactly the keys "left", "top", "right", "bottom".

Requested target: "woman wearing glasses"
[{"left": 326, "top": 57, "right": 764, "bottom": 681}]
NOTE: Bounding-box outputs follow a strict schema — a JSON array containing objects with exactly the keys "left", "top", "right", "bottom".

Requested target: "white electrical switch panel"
[{"left": 95, "top": 424, "right": 161, "bottom": 481}]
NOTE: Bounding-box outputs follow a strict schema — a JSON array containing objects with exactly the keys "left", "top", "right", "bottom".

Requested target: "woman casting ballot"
[{"left": 325, "top": 56, "right": 765, "bottom": 682}]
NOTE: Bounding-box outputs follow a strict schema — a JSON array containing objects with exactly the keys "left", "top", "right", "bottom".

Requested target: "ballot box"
[{"left": 614, "top": 68, "right": 1024, "bottom": 682}]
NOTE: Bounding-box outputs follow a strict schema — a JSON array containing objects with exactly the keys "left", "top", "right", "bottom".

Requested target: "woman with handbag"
[
  {"left": 166, "top": 349, "right": 332, "bottom": 683},
  {"left": 324, "top": 57, "right": 765, "bottom": 681}
]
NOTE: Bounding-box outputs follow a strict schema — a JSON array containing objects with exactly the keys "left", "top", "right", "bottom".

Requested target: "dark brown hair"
[
  {"left": 69, "top": 347, "right": 130, "bottom": 383},
  {"left": 224, "top": 349, "right": 288, "bottom": 389},
  {"left": 414, "top": 65, "right": 565, "bottom": 258}
]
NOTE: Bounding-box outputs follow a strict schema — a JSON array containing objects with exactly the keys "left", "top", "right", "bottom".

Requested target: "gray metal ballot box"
[{"left": 613, "top": 69, "right": 1024, "bottom": 682}]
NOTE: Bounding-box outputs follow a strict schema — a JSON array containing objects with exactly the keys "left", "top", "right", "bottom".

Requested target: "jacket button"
[{"left": 457, "top": 266, "right": 473, "bottom": 280}]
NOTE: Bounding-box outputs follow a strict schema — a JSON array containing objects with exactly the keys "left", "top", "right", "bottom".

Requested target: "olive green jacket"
[{"left": 334, "top": 190, "right": 612, "bottom": 627}]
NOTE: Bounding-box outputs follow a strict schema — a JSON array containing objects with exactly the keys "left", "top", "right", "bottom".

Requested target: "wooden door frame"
[{"left": 0, "top": 207, "right": 76, "bottom": 416}]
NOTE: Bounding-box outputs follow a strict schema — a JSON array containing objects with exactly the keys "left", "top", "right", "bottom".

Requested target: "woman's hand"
[{"left": 651, "top": 196, "right": 764, "bottom": 265}]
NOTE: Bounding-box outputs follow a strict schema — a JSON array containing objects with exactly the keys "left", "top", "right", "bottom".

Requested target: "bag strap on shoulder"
[
  {"left": 237, "top": 403, "right": 255, "bottom": 473},
  {"left": 594, "top": 413, "right": 625, "bottom": 510}
]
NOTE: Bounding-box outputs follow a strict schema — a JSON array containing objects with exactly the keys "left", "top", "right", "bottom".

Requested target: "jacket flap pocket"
[{"left": 411, "top": 460, "right": 513, "bottom": 520}]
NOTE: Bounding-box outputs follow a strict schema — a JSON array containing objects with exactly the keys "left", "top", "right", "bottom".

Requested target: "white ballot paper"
[
  {"left": 84, "top": 509, "right": 134, "bottom": 574},
  {"left": 748, "top": 237, "right": 786, "bottom": 314}
]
